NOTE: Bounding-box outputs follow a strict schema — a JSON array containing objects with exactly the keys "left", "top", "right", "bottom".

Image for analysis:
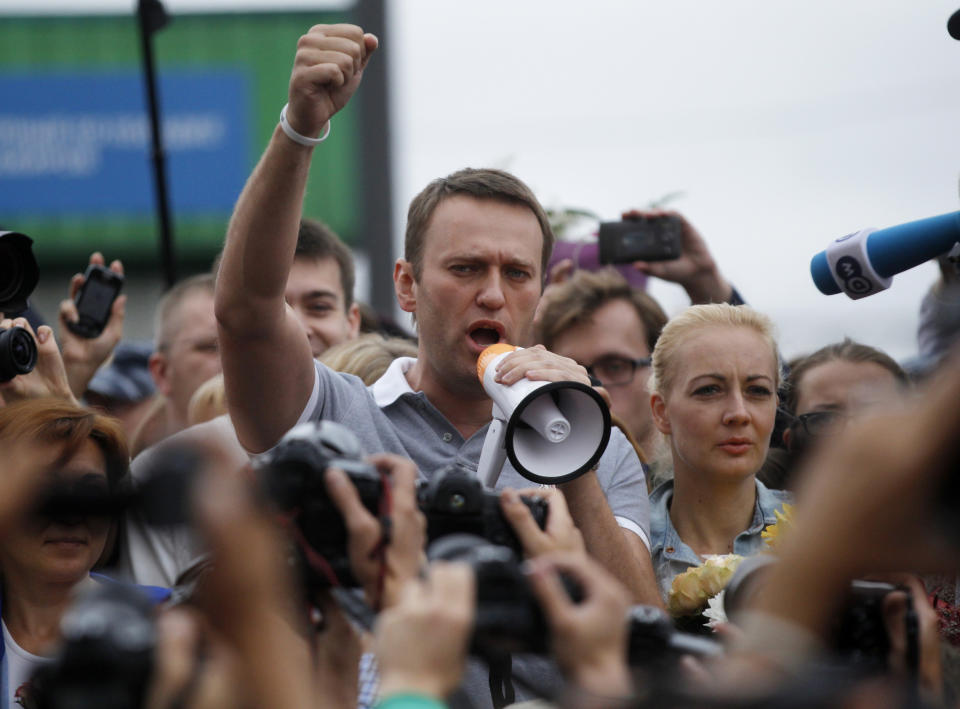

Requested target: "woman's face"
[
  {"left": 0, "top": 438, "right": 110, "bottom": 586},
  {"left": 651, "top": 326, "right": 778, "bottom": 483},
  {"left": 783, "top": 358, "right": 902, "bottom": 452}
]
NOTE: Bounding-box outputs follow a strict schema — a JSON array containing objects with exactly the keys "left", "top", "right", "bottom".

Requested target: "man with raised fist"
[{"left": 214, "top": 25, "right": 659, "bottom": 608}]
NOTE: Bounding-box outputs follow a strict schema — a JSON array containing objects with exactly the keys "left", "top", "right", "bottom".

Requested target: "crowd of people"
[{"left": 0, "top": 20, "right": 959, "bottom": 709}]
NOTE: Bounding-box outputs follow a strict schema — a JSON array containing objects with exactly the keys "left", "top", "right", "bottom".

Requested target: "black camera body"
[
  {"left": 0, "top": 231, "right": 39, "bottom": 315},
  {"left": 626, "top": 604, "right": 721, "bottom": 668},
  {"left": 725, "top": 556, "right": 898, "bottom": 672},
  {"left": 598, "top": 216, "right": 683, "bottom": 264},
  {"left": 831, "top": 580, "right": 896, "bottom": 671},
  {"left": 255, "top": 421, "right": 384, "bottom": 589},
  {"left": 256, "top": 422, "right": 551, "bottom": 593},
  {"left": 32, "top": 582, "right": 156, "bottom": 709},
  {"left": 429, "top": 535, "right": 555, "bottom": 655},
  {"left": 419, "top": 464, "right": 548, "bottom": 559},
  {"left": 0, "top": 231, "right": 40, "bottom": 382}
]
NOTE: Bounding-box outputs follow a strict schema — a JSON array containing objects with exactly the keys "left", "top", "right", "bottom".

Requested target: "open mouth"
[
  {"left": 467, "top": 319, "right": 506, "bottom": 350},
  {"left": 469, "top": 327, "right": 502, "bottom": 348}
]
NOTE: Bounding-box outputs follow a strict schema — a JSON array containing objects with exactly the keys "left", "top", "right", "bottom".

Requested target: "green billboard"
[{"left": 0, "top": 9, "right": 373, "bottom": 267}]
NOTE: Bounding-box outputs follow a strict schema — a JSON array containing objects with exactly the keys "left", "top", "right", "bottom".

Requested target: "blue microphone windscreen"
[
  {"left": 866, "top": 212, "right": 960, "bottom": 278},
  {"left": 810, "top": 250, "right": 841, "bottom": 295}
]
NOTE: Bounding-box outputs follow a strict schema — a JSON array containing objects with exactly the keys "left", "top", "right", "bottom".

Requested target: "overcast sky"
[
  {"left": 385, "top": 1, "right": 960, "bottom": 360},
  {"left": 5, "top": 0, "right": 960, "bottom": 359}
]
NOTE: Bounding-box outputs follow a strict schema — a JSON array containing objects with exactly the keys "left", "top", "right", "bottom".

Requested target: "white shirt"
[{"left": 3, "top": 620, "right": 51, "bottom": 707}]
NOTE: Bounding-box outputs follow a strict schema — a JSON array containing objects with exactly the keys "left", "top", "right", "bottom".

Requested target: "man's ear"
[
  {"left": 148, "top": 352, "right": 172, "bottom": 397},
  {"left": 650, "top": 392, "right": 671, "bottom": 435},
  {"left": 346, "top": 302, "right": 362, "bottom": 339},
  {"left": 394, "top": 259, "right": 417, "bottom": 314},
  {"left": 782, "top": 426, "right": 793, "bottom": 451}
]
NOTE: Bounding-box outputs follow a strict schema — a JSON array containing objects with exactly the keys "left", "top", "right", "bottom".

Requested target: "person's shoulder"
[
  {"left": 598, "top": 426, "right": 643, "bottom": 467},
  {"left": 130, "top": 415, "right": 247, "bottom": 480}
]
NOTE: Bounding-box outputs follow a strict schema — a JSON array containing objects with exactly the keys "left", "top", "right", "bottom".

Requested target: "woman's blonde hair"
[
  {"left": 649, "top": 303, "right": 781, "bottom": 398},
  {"left": 187, "top": 373, "right": 227, "bottom": 426},
  {"left": 320, "top": 334, "right": 418, "bottom": 386}
]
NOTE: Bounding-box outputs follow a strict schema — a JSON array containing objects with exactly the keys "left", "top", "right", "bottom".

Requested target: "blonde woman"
[{"left": 647, "top": 304, "right": 790, "bottom": 600}]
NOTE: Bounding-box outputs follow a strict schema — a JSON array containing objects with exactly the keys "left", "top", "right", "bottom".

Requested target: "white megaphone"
[{"left": 475, "top": 344, "right": 611, "bottom": 486}]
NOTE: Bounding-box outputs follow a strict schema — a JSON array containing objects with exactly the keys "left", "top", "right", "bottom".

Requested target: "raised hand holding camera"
[
  {"left": 324, "top": 453, "right": 426, "bottom": 610},
  {"left": 499, "top": 486, "right": 585, "bottom": 558},
  {"left": 527, "top": 552, "right": 633, "bottom": 699},
  {"left": 0, "top": 317, "right": 76, "bottom": 406}
]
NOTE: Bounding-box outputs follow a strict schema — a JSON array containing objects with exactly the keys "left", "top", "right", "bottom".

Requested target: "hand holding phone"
[
  {"left": 598, "top": 216, "right": 683, "bottom": 264},
  {"left": 65, "top": 264, "right": 125, "bottom": 339}
]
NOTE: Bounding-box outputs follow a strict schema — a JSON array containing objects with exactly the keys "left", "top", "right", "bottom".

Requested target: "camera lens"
[
  {"left": 0, "top": 233, "right": 39, "bottom": 314},
  {"left": 12, "top": 333, "right": 30, "bottom": 364},
  {"left": 0, "top": 326, "right": 38, "bottom": 383}
]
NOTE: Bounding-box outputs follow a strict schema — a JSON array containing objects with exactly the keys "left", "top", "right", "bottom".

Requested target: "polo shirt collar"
[{"left": 371, "top": 356, "right": 418, "bottom": 407}]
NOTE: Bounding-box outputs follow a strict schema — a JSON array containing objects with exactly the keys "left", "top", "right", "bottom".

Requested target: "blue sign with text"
[{"left": 0, "top": 71, "right": 250, "bottom": 215}]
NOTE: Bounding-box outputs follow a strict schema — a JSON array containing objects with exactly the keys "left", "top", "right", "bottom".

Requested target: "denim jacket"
[{"left": 648, "top": 479, "right": 792, "bottom": 602}]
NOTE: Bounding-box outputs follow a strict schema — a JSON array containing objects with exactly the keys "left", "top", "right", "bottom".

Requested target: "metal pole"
[
  {"left": 136, "top": 0, "right": 176, "bottom": 289},
  {"left": 356, "top": 0, "right": 394, "bottom": 317}
]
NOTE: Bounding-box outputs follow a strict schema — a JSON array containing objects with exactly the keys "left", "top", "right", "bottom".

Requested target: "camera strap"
[
  {"left": 367, "top": 468, "right": 394, "bottom": 612},
  {"left": 904, "top": 592, "right": 919, "bottom": 681},
  {"left": 487, "top": 652, "right": 515, "bottom": 709},
  {"left": 278, "top": 510, "right": 342, "bottom": 588}
]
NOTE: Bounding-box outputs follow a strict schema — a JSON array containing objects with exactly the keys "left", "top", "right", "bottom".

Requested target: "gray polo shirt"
[
  {"left": 301, "top": 356, "right": 651, "bottom": 709},
  {"left": 299, "top": 357, "right": 651, "bottom": 545}
]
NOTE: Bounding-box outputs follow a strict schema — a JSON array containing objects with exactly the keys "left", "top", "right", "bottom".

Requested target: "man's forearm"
[
  {"left": 560, "top": 472, "right": 663, "bottom": 607},
  {"left": 216, "top": 126, "right": 314, "bottom": 333}
]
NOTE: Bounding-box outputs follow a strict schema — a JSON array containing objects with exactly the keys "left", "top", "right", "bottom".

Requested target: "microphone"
[
  {"left": 810, "top": 211, "right": 960, "bottom": 299},
  {"left": 949, "top": 8, "right": 960, "bottom": 40}
]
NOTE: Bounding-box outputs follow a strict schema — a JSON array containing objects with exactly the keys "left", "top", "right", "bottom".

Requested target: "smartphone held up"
[
  {"left": 598, "top": 215, "right": 683, "bottom": 264},
  {"left": 66, "top": 265, "right": 125, "bottom": 339}
]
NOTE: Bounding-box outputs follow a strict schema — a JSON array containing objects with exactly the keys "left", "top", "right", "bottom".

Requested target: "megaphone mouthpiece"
[{"left": 477, "top": 342, "right": 517, "bottom": 381}]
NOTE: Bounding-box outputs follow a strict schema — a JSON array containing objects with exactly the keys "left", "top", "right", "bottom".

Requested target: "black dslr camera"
[
  {"left": 419, "top": 462, "right": 548, "bottom": 558},
  {"left": 725, "top": 556, "right": 905, "bottom": 673},
  {"left": 428, "top": 535, "right": 722, "bottom": 663},
  {"left": 255, "top": 421, "right": 384, "bottom": 589},
  {"left": 31, "top": 582, "right": 157, "bottom": 709},
  {"left": 0, "top": 231, "right": 40, "bottom": 382},
  {"left": 255, "top": 422, "right": 550, "bottom": 592},
  {"left": 0, "top": 230, "right": 39, "bottom": 315},
  {"left": 429, "top": 534, "right": 560, "bottom": 656}
]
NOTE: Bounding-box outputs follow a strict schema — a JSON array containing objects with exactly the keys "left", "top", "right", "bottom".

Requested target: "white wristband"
[{"left": 279, "top": 103, "right": 331, "bottom": 146}]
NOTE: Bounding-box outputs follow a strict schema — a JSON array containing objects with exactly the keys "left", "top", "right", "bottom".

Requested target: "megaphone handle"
[{"left": 477, "top": 418, "right": 507, "bottom": 488}]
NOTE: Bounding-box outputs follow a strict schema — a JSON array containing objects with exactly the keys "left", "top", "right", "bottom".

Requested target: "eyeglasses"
[
  {"left": 778, "top": 407, "right": 849, "bottom": 437},
  {"left": 586, "top": 355, "right": 652, "bottom": 387}
]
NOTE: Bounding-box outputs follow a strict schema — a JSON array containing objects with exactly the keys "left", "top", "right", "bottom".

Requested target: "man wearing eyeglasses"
[
  {"left": 537, "top": 269, "right": 666, "bottom": 460},
  {"left": 536, "top": 223, "right": 739, "bottom": 468}
]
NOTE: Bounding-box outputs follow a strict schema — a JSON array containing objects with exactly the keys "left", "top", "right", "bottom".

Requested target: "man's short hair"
[
  {"left": 295, "top": 219, "right": 356, "bottom": 310},
  {"left": 153, "top": 273, "right": 215, "bottom": 351},
  {"left": 404, "top": 168, "right": 555, "bottom": 282},
  {"left": 536, "top": 269, "right": 668, "bottom": 354}
]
